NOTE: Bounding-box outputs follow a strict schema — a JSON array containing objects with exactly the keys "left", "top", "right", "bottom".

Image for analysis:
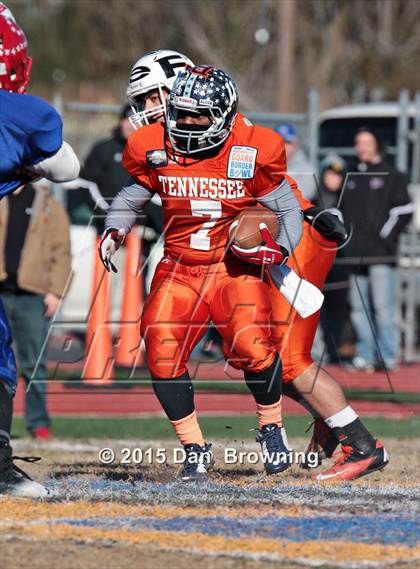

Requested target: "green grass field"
[{"left": 11, "top": 414, "right": 420, "bottom": 440}]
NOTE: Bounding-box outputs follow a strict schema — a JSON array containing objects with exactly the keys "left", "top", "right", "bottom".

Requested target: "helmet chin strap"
[{"left": 20, "top": 55, "right": 32, "bottom": 93}]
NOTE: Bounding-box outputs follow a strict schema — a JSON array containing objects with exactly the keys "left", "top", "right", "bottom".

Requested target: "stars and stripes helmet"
[
  {"left": 0, "top": 3, "right": 32, "bottom": 93},
  {"left": 166, "top": 65, "right": 238, "bottom": 154},
  {"left": 126, "top": 50, "right": 194, "bottom": 129}
]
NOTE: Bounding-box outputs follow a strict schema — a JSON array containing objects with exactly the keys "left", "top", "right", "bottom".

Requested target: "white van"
[
  {"left": 317, "top": 101, "right": 419, "bottom": 175},
  {"left": 318, "top": 100, "right": 420, "bottom": 221}
]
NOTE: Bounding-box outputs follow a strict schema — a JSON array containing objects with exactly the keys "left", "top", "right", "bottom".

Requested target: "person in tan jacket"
[{"left": 0, "top": 180, "right": 71, "bottom": 439}]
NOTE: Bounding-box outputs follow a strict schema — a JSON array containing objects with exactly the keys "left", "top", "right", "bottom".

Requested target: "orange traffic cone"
[
  {"left": 82, "top": 236, "right": 114, "bottom": 384},
  {"left": 115, "top": 227, "right": 144, "bottom": 370}
]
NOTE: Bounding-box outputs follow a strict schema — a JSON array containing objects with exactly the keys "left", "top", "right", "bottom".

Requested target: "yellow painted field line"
[{"left": 0, "top": 499, "right": 309, "bottom": 522}]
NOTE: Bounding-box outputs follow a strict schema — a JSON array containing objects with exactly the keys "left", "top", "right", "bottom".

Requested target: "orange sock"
[
  {"left": 256, "top": 399, "right": 283, "bottom": 429},
  {"left": 170, "top": 410, "right": 205, "bottom": 447}
]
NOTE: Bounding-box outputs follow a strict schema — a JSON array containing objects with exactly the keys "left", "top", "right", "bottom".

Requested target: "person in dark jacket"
[
  {"left": 340, "top": 127, "right": 414, "bottom": 371},
  {"left": 316, "top": 155, "right": 350, "bottom": 364},
  {"left": 68, "top": 105, "right": 163, "bottom": 290},
  {"left": 69, "top": 104, "right": 163, "bottom": 237}
]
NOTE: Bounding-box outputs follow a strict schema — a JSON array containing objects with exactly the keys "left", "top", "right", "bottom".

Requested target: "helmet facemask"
[
  {"left": 127, "top": 83, "right": 169, "bottom": 129},
  {"left": 2, "top": 53, "right": 32, "bottom": 93},
  {"left": 166, "top": 101, "right": 231, "bottom": 154}
]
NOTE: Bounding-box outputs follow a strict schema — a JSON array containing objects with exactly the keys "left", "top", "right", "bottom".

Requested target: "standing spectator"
[
  {"left": 73, "top": 105, "right": 136, "bottom": 230},
  {"left": 274, "top": 123, "right": 317, "bottom": 200},
  {"left": 340, "top": 127, "right": 414, "bottom": 371},
  {"left": 316, "top": 155, "right": 350, "bottom": 364},
  {"left": 69, "top": 104, "right": 163, "bottom": 286},
  {"left": 74, "top": 105, "right": 162, "bottom": 235},
  {"left": 0, "top": 180, "right": 72, "bottom": 439}
]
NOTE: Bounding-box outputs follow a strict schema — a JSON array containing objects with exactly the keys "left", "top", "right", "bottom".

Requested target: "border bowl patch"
[{"left": 228, "top": 146, "right": 257, "bottom": 179}]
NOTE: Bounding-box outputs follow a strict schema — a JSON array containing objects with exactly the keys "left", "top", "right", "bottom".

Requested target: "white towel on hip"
[{"left": 269, "top": 265, "right": 324, "bottom": 319}]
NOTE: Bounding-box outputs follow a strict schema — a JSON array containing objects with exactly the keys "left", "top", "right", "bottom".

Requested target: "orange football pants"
[
  {"left": 141, "top": 256, "right": 277, "bottom": 378},
  {"left": 269, "top": 223, "right": 337, "bottom": 383}
]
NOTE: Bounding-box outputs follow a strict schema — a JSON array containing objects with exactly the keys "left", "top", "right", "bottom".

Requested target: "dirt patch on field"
[{"left": 1, "top": 538, "right": 301, "bottom": 569}]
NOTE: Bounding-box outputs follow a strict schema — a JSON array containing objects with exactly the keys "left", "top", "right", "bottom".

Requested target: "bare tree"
[
  {"left": 276, "top": 0, "right": 296, "bottom": 112},
  {"left": 8, "top": 0, "right": 420, "bottom": 110}
]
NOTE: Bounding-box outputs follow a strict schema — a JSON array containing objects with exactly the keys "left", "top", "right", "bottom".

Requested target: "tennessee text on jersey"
[{"left": 158, "top": 176, "right": 245, "bottom": 199}]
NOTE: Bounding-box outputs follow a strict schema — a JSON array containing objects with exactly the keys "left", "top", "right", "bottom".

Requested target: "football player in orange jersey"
[
  {"left": 101, "top": 63, "right": 389, "bottom": 482},
  {"left": 166, "top": 69, "right": 388, "bottom": 483},
  {"left": 101, "top": 65, "right": 304, "bottom": 480},
  {"left": 269, "top": 209, "right": 389, "bottom": 481}
]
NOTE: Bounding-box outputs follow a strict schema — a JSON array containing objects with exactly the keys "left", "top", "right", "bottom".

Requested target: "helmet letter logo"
[
  {"left": 130, "top": 65, "right": 151, "bottom": 82},
  {"left": 157, "top": 55, "right": 189, "bottom": 78}
]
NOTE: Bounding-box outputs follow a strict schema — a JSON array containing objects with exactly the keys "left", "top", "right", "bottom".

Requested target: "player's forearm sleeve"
[
  {"left": 257, "top": 178, "right": 303, "bottom": 252},
  {"left": 105, "top": 177, "right": 152, "bottom": 234},
  {"left": 29, "top": 141, "right": 80, "bottom": 182}
]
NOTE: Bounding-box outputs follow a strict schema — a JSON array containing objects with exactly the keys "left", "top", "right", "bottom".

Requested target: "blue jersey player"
[{"left": 0, "top": 4, "right": 79, "bottom": 498}]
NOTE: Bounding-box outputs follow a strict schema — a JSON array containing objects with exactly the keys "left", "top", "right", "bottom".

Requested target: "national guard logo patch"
[
  {"left": 146, "top": 149, "right": 168, "bottom": 168},
  {"left": 227, "top": 146, "right": 257, "bottom": 179}
]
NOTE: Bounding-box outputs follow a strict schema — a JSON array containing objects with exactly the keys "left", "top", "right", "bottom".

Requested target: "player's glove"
[
  {"left": 231, "top": 224, "right": 289, "bottom": 265},
  {"left": 13, "top": 165, "right": 41, "bottom": 187},
  {"left": 99, "top": 228, "right": 125, "bottom": 273},
  {"left": 303, "top": 207, "right": 348, "bottom": 245}
]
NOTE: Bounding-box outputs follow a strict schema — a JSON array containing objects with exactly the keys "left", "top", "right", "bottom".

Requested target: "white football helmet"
[{"left": 126, "top": 50, "right": 194, "bottom": 129}]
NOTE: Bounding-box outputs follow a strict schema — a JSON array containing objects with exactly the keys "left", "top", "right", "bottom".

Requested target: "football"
[{"left": 230, "top": 206, "right": 279, "bottom": 249}]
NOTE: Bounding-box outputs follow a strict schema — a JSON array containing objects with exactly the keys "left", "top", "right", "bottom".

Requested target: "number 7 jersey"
[{"left": 122, "top": 113, "right": 311, "bottom": 265}]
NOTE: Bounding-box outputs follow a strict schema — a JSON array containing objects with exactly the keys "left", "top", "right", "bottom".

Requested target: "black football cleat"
[
  {"left": 178, "top": 442, "right": 214, "bottom": 481},
  {"left": 256, "top": 423, "right": 292, "bottom": 475},
  {"left": 0, "top": 443, "right": 49, "bottom": 498}
]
